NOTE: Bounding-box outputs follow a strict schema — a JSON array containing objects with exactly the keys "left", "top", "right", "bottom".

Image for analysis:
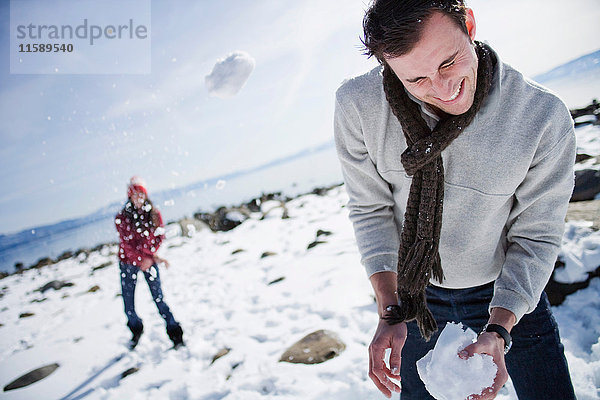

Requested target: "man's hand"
[
  {"left": 460, "top": 332, "right": 509, "bottom": 400},
  {"left": 459, "top": 307, "right": 516, "bottom": 399},
  {"left": 369, "top": 319, "right": 406, "bottom": 398}
]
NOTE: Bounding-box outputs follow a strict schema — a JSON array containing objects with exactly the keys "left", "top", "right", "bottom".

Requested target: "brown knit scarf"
[{"left": 381, "top": 41, "right": 496, "bottom": 340}]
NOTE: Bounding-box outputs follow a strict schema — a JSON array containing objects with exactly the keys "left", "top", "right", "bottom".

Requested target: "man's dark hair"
[{"left": 362, "top": 0, "right": 469, "bottom": 63}]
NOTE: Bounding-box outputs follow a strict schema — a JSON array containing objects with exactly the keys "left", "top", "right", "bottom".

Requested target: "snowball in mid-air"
[
  {"left": 216, "top": 180, "right": 226, "bottom": 190},
  {"left": 205, "top": 51, "right": 255, "bottom": 99},
  {"left": 417, "top": 322, "right": 497, "bottom": 400}
]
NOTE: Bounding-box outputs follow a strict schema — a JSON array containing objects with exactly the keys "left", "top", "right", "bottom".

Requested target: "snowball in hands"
[{"left": 417, "top": 322, "right": 497, "bottom": 400}]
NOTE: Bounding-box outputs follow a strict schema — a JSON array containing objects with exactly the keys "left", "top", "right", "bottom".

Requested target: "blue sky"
[{"left": 1, "top": 0, "right": 599, "bottom": 234}]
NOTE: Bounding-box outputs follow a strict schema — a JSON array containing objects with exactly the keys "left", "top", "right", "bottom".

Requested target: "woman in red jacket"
[{"left": 115, "top": 176, "right": 184, "bottom": 349}]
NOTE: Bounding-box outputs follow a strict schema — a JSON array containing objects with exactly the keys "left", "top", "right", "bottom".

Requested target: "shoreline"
[{"left": 1, "top": 182, "right": 344, "bottom": 279}]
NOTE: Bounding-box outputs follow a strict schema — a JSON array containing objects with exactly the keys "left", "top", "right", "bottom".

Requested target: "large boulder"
[
  {"left": 280, "top": 330, "right": 346, "bottom": 364},
  {"left": 545, "top": 260, "right": 600, "bottom": 306},
  {"left": 566, "top": 199, "right": 600, "bottom": 230},
  {"left": 194, "top": 207, "right": 249, "bottom": 232},
  {"left": 570, "top": 99, "right": 599, "bottom": 127},
  {"left": 571, "top": 169, "right": 600, "bottom": 202}
]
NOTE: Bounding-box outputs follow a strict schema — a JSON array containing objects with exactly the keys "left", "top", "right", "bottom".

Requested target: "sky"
[{"left": 0, "top": 0, "right": 599, "bottom": 235}]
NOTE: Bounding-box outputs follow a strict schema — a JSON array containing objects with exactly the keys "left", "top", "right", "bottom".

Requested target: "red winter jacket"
[{"left": 115, "top": 203, "right": 164, "bottom": 267}]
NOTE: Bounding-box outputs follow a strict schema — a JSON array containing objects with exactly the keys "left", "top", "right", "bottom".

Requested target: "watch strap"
[
  {"left": 481, "top": 323, "right": 512, "bottom": 355},
  {"left": 381, "top": 304, "right": 403, "bottom": 325}
]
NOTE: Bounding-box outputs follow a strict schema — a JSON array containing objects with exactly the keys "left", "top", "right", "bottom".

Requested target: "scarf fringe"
[
  {"left": 399, "top": 239, "right": 444, "bottom": 292},
  {"left": 399, "top": 239, "right": 434, "bottom": 292},
  {"left": 416, "top": 303, "right": 437, "bottom": 341}
]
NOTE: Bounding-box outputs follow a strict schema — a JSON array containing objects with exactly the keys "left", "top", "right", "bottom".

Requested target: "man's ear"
[{"left": 465, "top": 8, "right": 476, "bottom": 41}]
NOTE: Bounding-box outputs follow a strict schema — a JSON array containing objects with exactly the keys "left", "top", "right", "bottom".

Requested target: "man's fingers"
[
  {"left": 386, "top": 342, "right": 402, "bottom": 378},
  {"left": 389, "top": 337, "right": 405, "bottom": 380},
  {"left": 368, "top": 347, "right": 392, "bottom": 398},
  {"left": 368, "top": 371, "right": 393, "bottom": 398},
  {"left": 490, "top": 364, "right": 509, "bottom": 396},
  {"left": 386, "top": 358, "right": 401, "bottom": 378},
  {"left": 369, "top": 370, "right": 400, "bottom": 397},
  {"left": 368, "top": 322, "right": 407, "bottom": 396},
  {"left": 369, "top": 344, "right": 401, "bottom": 396},
  {"left": 459, "top": 342, "right": 481, "bottom": 359},
  {"left": 462, "top": 343, "right": 509, "bottom": 400},
  {"left": 468, "top": 384, "right": 498, "bottom": 400},
  {"left": 467, "top": 373, "right": 504, "bottom": 400}
]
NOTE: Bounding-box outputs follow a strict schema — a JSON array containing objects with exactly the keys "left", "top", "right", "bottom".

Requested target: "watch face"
[{"left": 504, "top": 342, "right": 512, "bottom": 355}]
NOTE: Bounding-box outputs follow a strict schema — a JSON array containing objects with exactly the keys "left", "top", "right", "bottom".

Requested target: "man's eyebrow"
[
  {"left": 405, "top": 51, "right": 459, "bottom": 83},
  {"left": 406, "top": 75, "right": 426, "bottom": 84},
  {"left": 439, "top": 51, "right": 459, "bottom": 68}
]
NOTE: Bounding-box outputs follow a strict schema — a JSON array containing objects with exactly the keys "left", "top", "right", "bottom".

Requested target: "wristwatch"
[
  {"left": 480, "top": 323, "right": 512, "bottom": 355},
  {"left": 381, "top": 304, "right": 403, "bottom": 325}
]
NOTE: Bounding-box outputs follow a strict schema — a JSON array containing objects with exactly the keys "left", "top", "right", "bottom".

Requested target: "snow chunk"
[
  {"left": 216, "top": 179, "right": 227, "bottom": 190},
  {"left": 205, "top": 51, "right": 255, "bottom": 99},
  {"left": 417, "top": 322, "right": 497, "bottom": 400}
]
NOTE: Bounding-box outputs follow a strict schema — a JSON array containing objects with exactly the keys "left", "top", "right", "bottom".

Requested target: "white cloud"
[{"left": 205, "top": 51, "right": 256, "bottom": 99}]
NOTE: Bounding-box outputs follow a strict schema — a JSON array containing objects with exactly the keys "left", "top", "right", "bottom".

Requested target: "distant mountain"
[
  {"left": 0, "top": 207, "right": 119, "bottom": 253},
  {"left": 534, "top": 49, "right": 600, "bottom": 84},
  {"left": 0, "top": 140, "right": 335, "bottom": 255}
]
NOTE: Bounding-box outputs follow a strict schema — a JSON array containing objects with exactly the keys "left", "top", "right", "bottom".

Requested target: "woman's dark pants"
[{"left": 119, "top": 262, "right": 179, "bottom": 333}]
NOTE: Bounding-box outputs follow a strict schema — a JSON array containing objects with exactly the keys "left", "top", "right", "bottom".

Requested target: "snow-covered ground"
[
  {"left": 0, "top": 188, "right": 380, "bottom": 400},
  {"left": 1, "top": 170, "right": 599, "bottom": 399}
]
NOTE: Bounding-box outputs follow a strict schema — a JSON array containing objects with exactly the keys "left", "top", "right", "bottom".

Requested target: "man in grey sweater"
[{"left": 334, "top": 1, "right": 576, "bottom": 399}]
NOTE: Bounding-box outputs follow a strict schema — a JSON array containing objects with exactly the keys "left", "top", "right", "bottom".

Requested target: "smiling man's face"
[{"left": 384, "top": 9, "right": 478, "bottom": 116}]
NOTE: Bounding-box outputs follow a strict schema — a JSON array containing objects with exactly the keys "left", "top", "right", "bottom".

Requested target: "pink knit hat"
[{"left": 127, "top": 176, "right": 148, "bottom": 198}]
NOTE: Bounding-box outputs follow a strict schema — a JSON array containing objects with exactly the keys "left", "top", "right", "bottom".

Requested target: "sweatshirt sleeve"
[
  {"left": 490, "top": 122, "right": 576, "bottom": 322},
  {"left": 334, "top": 87, "right": 401, "bottom": 277}
]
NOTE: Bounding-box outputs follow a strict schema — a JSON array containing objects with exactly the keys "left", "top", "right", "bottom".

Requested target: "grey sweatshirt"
[{"left": 334, "top": 50, "right": 576, "bottom": 322}]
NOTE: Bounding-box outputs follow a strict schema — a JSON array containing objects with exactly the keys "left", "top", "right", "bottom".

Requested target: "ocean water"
[{"left": 0, "top": 145, "right": 344, "bottom": 273}]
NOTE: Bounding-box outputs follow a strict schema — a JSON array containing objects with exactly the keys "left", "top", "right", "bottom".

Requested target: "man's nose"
[{"left": 431, "top": 73, "right": 455, "bottom": 99}]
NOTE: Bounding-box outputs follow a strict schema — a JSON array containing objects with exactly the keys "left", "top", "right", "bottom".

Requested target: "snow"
[
  {"left": 576, "top": 124, "right": 600, "bottom": 160},
  {"left": 417, "top": 322, "right": 497, "bottom": 400},
  {"left": 552, "top": 279, "right": 600, "bottom": 400},
  {"left": 216, "top": 180, "right": 227, "bottom": 190},
  {"left": 0, "top": 186, "right": 599, "bottom": 399},
  {"left": 205, "top": 51, "right": 256, "bottom": 99},
  {"left": 557, "top": 225, "right": 600, "bottom": 283}
]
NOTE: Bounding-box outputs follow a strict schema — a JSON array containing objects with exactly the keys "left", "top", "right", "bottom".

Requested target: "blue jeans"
[
  {"left": 399, "top": 282, "right": 575, "bottom": 399},
  {"left": 119, "top": 262, "right": 178, "bottom": 330}
]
